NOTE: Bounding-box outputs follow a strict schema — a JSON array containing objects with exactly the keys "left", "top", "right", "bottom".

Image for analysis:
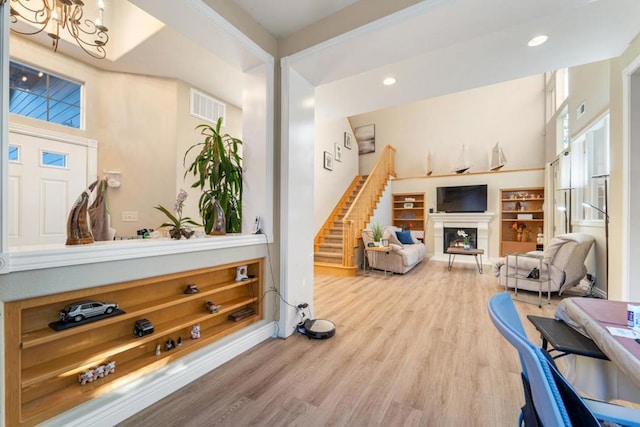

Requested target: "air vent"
[{"left": 190, "top": 88, "right": 226, "bottom": 125}]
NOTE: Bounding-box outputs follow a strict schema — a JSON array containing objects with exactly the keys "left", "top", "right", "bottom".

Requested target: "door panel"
[{"left": 9, "top": 127, "right": 96, "bottom": 247}]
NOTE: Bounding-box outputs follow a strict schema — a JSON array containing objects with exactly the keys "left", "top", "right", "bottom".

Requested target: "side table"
[
  {"left": 364, "top": 246, "right": 392, "bottom": 277},
  {"left": 505, "top": 252, "right": 550, "bottom": 307}
]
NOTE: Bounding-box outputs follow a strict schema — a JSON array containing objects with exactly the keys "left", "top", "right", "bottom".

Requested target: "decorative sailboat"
[
  {"left": 490, "top": 141, "right": 507, "bottom": 171},
  {"left": 453, "top": 144, "right": 470, "bottom": 174},
  {"left": 425, "top": 151, "right": 433, "bottom": 176}
]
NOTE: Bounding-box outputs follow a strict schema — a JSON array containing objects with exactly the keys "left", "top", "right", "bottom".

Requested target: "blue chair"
[{"left": 488, "top": 292, "right": 640, "bottom": 427}]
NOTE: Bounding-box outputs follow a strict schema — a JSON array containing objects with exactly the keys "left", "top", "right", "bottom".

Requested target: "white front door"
[{"left": 8, "top": 124, "right": 97, "bottom": 247}]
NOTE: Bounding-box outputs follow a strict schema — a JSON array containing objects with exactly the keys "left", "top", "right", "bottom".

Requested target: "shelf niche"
[{"left": 4, "top": 259, "right": 264, "bottom": 426}]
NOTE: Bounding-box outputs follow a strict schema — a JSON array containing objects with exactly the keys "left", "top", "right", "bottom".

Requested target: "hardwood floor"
[{"left": 119, "top": 259, "right": 561, "bottom": 426}]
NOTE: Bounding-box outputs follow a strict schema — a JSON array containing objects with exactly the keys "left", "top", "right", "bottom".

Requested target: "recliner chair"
[{"left": 494, "top": 233, "right": 595, "bottom": 295}]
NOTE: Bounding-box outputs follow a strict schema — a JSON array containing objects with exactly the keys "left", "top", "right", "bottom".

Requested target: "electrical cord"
[{"left": 258, "top": 230, "right": 302, "bottom": 337}]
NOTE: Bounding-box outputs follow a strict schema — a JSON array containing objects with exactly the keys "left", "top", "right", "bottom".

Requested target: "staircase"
[{"left": 314, "top": 145, "right": 396, "bottom": 276}]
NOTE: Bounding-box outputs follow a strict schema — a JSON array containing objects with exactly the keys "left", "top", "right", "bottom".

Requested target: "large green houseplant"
[{"left": 184, "top": 117, "right": 243, "bottom": 234}]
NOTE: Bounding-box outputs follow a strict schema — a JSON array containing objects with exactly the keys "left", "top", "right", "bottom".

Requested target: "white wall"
[
  {"left": 367, "top": 181, "right": 392, "bottom": 228},
  {"left": 350, "top": 75, "right": 546, "bottom": 177},
  {"left": 314, "top": 117, "right": 359, "bottom": 232},
  {"left": 280, "top": 65, "right": 315, "bottom": 337}
]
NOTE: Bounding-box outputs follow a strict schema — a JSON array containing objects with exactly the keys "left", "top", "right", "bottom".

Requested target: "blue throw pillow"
[{"left": 396, "top": 230, "right": 414, "bottom": 245}]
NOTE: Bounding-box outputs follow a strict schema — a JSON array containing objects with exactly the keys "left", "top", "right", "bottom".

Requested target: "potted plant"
[
  {"left": 184, "top": 117, "right": 243, "bottom": 234},
  {"left": 371, "top": 221, "right": 384, "bottom": 246},
  {"left": 155, "top": 189, "right": 200, "bottom": 239}
]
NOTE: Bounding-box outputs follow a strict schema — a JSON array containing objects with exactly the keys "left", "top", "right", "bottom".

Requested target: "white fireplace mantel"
[{"left": 429, "top": 212, "right": 494, "bottom": 263}]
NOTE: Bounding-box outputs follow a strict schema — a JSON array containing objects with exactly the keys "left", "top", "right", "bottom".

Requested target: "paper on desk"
[{"left": 606, "top": 326, "right": 640, "bottom": 339}]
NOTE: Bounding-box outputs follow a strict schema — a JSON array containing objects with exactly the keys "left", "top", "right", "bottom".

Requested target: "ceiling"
[
  {"left": 11, "top": 0, "right": 640, "bottom": 119},
  {"left": 231, "top": 0, "right": 359, "bottom": 38}
]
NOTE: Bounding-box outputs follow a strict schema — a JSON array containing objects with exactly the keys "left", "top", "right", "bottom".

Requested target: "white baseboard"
[
  {"left": 591, "top": 286, "right": 608, "bottom": 299},
  {"left": 41, "top": 322, "right": 276, "bottom": 427}
]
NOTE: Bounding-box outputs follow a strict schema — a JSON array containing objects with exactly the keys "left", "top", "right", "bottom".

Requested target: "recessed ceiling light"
[
  {"left": 383, "top": 77, "right": 396, "bottom": 86},
  {"left": 528, "top": 35, "right": 548, "bottom": 47}
]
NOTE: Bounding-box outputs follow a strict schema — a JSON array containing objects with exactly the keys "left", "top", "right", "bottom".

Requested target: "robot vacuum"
[{"left": 299, "top": 318, "right": 336, "bottom": 339}]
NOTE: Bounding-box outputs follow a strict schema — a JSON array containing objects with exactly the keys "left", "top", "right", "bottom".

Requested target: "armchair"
[{"left": 494, "top": 233, "right": 595, "bottom": 295}]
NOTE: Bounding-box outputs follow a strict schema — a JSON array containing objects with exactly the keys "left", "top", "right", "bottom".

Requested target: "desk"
[
  {"left": 364, "top": 246, "right": 391, "bottom": 277},
  {"left": 446, "top": 247, "right": 484, "bottom": 273},
  {"left": 555, "top": 298, "right": 640, "bottom": 403}
]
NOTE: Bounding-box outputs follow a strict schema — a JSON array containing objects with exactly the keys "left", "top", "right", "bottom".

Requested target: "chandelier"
[{"left": 7, "top": 0, "right": 109, "bottom": 59}]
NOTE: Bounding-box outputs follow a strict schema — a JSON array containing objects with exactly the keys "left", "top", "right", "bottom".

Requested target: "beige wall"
[
  {"left": 9, "top": 36, "right": 244, "bottom": 238},
  {"left": 349, "top": 75, "right": 546, "bottom": 178},
  {"left": 569, "top": 60, "right": 611, "bottom": 139},
  {"left": 175, "top": 81, "right": 243, "bottom": 225},
  {"left": 314, "top": 118, "right": 359, "bottom": 233},
  {"left": 609, "top": 34, "right": 640, "bottom": 300}
]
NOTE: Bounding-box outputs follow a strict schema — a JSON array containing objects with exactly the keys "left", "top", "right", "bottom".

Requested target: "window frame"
[{"left": 571, "top": 111, "right": 610, "bottom": 226}]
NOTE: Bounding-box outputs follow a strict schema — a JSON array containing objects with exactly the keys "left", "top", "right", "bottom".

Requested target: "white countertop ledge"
[{"left": 8, "top": 234, "right": 270, "bottom": 272}]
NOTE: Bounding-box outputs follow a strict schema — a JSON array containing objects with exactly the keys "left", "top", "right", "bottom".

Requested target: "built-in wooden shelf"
[
  {"left": 500, "top": 188, "right": 544, "bottom": 256},
  {"left": 5, "top": 259, "right": 263, "bottom": 426}
]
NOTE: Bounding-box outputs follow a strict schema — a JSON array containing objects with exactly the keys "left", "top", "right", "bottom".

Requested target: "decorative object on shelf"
[
  {"left": 490, "top": 141, "right": 507, "bottom": 171},
  {"left": 164, "top": 338, "right": 176, "bottom": 351},
  {"left": 344, "top": 132, "right": 352, "bottom": 149},
  {"left": 323, "top": 151, "right": 333, "bottom": 170},
  {"left": 426, "top": 150, "right": 433, "bottom": 176},
  {"left": 512, "top": 221, "right": 528, "bottom": 242},
  {"left": 9, "top": 0, "right": 110, "bottom": 59},
  {"left": 65, "top": 180, "right": 98, "bottom": 245},
  {"left": 205, "top": 301, "right": 220, "bottom": 313},
  {"left": 177, "top": 336, "right": 182, "bottom": 346},
  {"left": 453, "top": 144, "right": 471, "bottom": 174},
  {"left": 183, "top": 283, "right": 199, "bottom": 294},
  {"left": 184, "top": 117, "right": 243, "bottom": 234},
  {"left": 404, "top": 202, "right": 414, "bottom": 208},
  {"left": 355, "top": 124, "right": 375, "bottom": 155},
  {"left": 155, "top": 189, "right": 199, "bottom": 240},
  {"left": 515, "top": 201, "right": 521, "bottom": 211},
  {"left": 371, "top": 221, "right": 384, "bottom": 245},
  {"left": 228, "top": 306, "right": 256, "bottom": 322},
  {"left": 235, "top": 265, "right": 248, "bottom": 281},
  {"left": 191, "top": 324, "right": 201, "bottom": 339},
  {"left": 133, "top": 318, "right": 154, "bottom": 337},
  {"left": 204, "top": 194, "right": 226, "bottom": 235},
  {"left": 155, "top": 344, "right": 161, "bottom": 356},
  {"left": 57, "top": 299, "right": 119, "bottom": 325},
  {"left": 335, "top": 142, "right": 343, "bottom": 162},
  {"left": 77, "top": 360, "right": 115, "bottom": 386}
]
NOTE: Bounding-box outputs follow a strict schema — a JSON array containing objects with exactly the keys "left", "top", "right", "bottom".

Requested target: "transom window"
[{"left": 9, "top": 61, "right": 82, "bottom": 129}]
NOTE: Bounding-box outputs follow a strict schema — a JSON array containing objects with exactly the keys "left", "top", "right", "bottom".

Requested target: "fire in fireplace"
[{"left": 444, "top": 227, "right": 477, "bottom": 251}]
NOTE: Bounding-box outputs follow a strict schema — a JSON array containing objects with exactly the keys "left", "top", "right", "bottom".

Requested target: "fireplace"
[
  {"left": 444, "top": 227, "right": 477, "bottom": 251},
  {"left": 428, "top": 212, "right": 494, "bottom": 262}
]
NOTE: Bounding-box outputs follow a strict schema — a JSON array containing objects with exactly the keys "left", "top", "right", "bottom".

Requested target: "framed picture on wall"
[
  {"left": 344, "top": 132, "right": 353, "bottom": 149},
  {"left": 324, "top": 151, "right": 333, "bottom": 170},
  {"left": 355, "top": 124, "right": 375, "bottom": 155},
  {"left": 335, "top": 143, "right": 342, "bottom": 162}
]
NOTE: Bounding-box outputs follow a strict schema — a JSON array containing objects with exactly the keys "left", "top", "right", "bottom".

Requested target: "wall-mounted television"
[{"left": 437, "top": 184, "right": 487, "bottom": 213}]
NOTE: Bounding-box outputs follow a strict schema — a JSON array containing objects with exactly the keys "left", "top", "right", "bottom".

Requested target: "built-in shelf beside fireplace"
[{"left": 429, "top": 212, "right": 494, "bottom": 264}]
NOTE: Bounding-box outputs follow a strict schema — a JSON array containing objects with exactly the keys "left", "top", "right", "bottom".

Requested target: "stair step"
[
  {"left": 318, "top": 243, "right": 342, "bottom": 254},
  {"left": 314, "top": 252, "right": 343, "bottom": 264},
  {"left": 324, "top": 236, "right": 342, "bottom": 244}
]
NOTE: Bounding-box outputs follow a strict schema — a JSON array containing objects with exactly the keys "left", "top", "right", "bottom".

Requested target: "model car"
[
  {"left": 133, "top": 319, "right": 154, "bottom": 337},
  {"left": 60, "top": 300, "right": 118, "bottom": 322}
]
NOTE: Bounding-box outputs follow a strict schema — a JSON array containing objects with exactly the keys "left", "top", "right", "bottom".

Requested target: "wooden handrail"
[
  {"left": 314, "top": 176, "right": 363, "bottom": 249},
  {"left": 341, "top": 145, "right": 396, "bottom": 267}
]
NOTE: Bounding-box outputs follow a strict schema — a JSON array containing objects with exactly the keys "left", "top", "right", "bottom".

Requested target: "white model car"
[{"left": 60, "top": 300, "right": 118, "bottom": 322}]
